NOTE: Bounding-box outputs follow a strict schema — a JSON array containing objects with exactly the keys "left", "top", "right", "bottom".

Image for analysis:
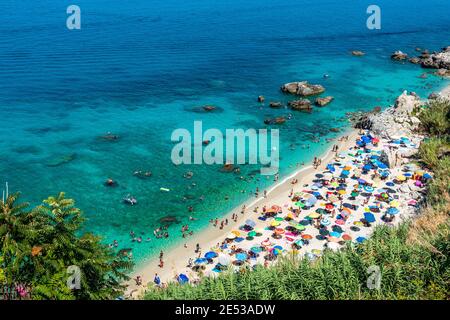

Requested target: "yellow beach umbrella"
[
  {"left": 338, "top": 189, "right": 346, "bottom": 195},
  {"left": 328, "top": 195, "right": 339, "bottom": 203},
  {"left": 231, "top": 230, "right": 241, "bottom": 236},
  {"left": 309, "top": 212, "right": 321, "bottom": 219},
  {"left": 271, "top": 221, "right": 280, "bottom": 227},
  {"left": 396, "top": 175, "right": 406, "bottom": 181},
  {"left": 390, "top": 200, "right": 399, "bottom": 208}
]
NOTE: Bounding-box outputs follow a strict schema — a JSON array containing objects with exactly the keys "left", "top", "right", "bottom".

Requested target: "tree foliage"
[{"left": 0, "top": 192, "right": 133, "bottom": 300}]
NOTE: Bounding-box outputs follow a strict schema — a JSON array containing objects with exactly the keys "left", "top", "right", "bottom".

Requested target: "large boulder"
[
  {"left": 315, "top": 96, "right": 334, "bottom": 107},
  {"left": 288, "top": 99, "right": 312, "bottom": 111},
  {"left": 369, "top": 91, "right": 422, "bottom": 140},
  {"left": 420, "top": 50, "right": 450, "bottom": 69},
  {"left": 281, "top": 81, "right": 325, "bottom": 96}
]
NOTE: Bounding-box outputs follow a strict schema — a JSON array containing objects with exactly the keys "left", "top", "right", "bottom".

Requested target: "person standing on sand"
[{"left": 154, "top": 273, "right": 161, "bottom": 287}]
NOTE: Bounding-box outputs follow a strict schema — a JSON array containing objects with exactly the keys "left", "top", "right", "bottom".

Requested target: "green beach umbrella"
[
  {"left": 295, "top": 224, "right": 306, "bottom": 231},
  {"left": 248, "top": 231, "right": 257, "bottom": 237}
]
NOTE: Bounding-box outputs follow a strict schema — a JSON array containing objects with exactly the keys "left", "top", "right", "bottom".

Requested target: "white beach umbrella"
[{"left": 218, "top": 254, "right": 231, "bottom": 266}]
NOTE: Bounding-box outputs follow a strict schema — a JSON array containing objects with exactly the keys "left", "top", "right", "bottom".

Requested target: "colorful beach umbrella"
[
  {"left": 364, "top": 212, "right": 376, "bottom": 223},
  {"left": 235, "top": 253, "right": 248, "bottom": 261},
  {"left": 204, "top": 251, "right": 218, "bottom": 259},
  {"left": 387, "top": 207, "right": 399, "bottom": 215}
]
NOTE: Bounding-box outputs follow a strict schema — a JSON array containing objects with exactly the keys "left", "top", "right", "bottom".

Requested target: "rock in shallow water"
[
  {"left": 281, "top": 81, "right": 325, "bottom": 96},
  {"left": 288, "top": 99, "right": 312, "bottom": 111},
  {"left": 315, "top": 96, "right": 334, "bottom": 107}
]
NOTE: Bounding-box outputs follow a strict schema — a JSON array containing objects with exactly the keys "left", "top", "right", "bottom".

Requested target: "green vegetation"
[
  {"left": 144, "top": 98, "right": 450, "bottom": 300},
  {"left": 0, "top": 192, "right": 133, "bottom": 300}
]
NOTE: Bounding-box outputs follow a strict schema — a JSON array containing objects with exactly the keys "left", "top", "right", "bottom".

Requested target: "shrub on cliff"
[{"left": 0, "top": 192, "right": 133, "bottom": 300}]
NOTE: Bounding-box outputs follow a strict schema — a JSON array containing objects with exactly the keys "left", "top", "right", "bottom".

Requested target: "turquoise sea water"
[{"left": 0, "top": 0, "right": 449, "bottom": 268}]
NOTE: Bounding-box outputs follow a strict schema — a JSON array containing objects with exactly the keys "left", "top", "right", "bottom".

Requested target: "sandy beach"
[
  {"left": 126, "top": 129, "right": 367, "bottom": 297},
  {"left": 127, "top": 85, "right": 449, "bottom": 299}
]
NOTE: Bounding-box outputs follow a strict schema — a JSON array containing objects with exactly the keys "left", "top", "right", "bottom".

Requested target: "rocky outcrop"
[
  {"left": 315, "top": 96, "right": 334, "bottom": 107},
  {"left": 281, "top": 81, "right": 325, "bottom": 96},
  {"left": 391, "top": 51, "right": 408, "bottom": 61},
  {"left": 405, "top": 46, "right": 450, "bottom": 71},
  {"left": 269, "top": 101, "right": 283, "bottom": 108},
  {"left": 288, "top": 99, "right": 312, "bottom": 111},
  {"left": 421, "top": 50, "right": 450, "bottom": 69},
  {"left": 368, "top": 91, "right": 422, "bottom": 140}
]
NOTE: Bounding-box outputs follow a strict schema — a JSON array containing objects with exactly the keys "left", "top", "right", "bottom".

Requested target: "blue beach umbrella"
[
  {"left": 327, "top": 164, "right": 335, "bottom": 172},
  {"left": 377, "top": 162, "right": 388, "bottom": 169},
  {"left": 205, "top": 251, "right": 218, "bottom": 259},
  {"left": 329, "top": 231, "right": 341, "bottom": 238},
  {"left": 387, "top": 207, "right": 399, "bottom": 215},
  {"left": 364, "top": 185, "right": 374, "bottom": 193},
  {"left": 178, "top": 274, "right": 189, "bottom": 284},
  {"left": 306, "top": 195, "right": 318, "bottom": 206},
  {"left": 356, "top": 236, "right": 367, "bottom": 243},
  {"left": 364, "top": 212, "right": 376, "bottom": 223},
  {"left": 251, "top": 246, "right": 263, "bottom": 253},
  {"left": 423, "top": 173, "right": 432, "bottom": 179},
  {"left": 195, "top": 258, "right": 208, "bottom": 265},
  {"left": 236, "top": 253, "right": 248, "bottom": 261},
  {"left": 341, "top": 170, "right": 350, "bottom": 177},
  {"left": 363, "top": 164, "right": 372, "bottom": 171}
]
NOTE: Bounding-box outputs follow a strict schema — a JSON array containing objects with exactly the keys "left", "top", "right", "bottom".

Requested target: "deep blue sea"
[{"left": 0, "top": 0, "right": 449, "bottom": 268}]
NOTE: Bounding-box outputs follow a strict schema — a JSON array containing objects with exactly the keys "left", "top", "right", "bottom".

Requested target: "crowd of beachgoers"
[{"left": 126, "top": 82, "right": 446, "bottom": 294}]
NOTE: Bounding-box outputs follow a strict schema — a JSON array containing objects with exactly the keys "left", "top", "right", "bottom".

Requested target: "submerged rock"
[
  {"left": 409, "top": 57, "right": 421, "bottom": 64},
  {"left": 269, "top": 101, "right": 283, "bottom": 108},
  {"left": 100, "top": 132, "right": 120, "bottom": 141},
  {"left": 46, "top": 153, "right": 77, "bottom": 167},
  {"left": 264, "top": 116, "right": 286, "bottom": 125},
  {"left": 351, "top": 50, "right": 365, "bottom": 56},
  {"left": 159, "top": 215, "right": 179, "bottom": 224},
  {"left": 203, "top": 105, "right": 217, "bottom": 112},
  {"left": 281, "top": 81, "right": 325, "bottom": 96},
  {"left": 315, "top": 96, "right": 334, "bottom": 107}
]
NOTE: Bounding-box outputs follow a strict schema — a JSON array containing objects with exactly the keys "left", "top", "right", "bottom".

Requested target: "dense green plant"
[
  {"left": 0, "top": 192, "right": 133, "bottom": 300},
  {"left": 418, "top": 98, "right": 450, "bottom": 137}
]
